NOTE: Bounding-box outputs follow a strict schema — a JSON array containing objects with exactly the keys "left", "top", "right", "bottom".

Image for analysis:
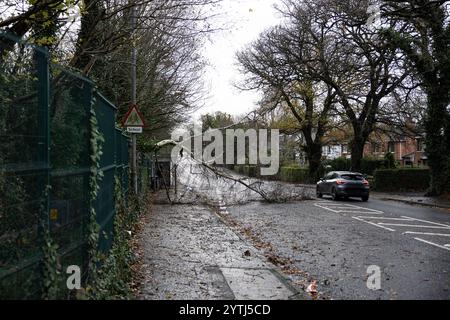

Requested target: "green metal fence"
[{"left": 0, "top": 33, "right": 130, "bottom": 299}]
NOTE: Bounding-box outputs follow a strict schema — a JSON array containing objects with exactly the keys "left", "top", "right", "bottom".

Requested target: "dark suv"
[{"left": 316, "top": 171, "right": 370, "bottom": 202}]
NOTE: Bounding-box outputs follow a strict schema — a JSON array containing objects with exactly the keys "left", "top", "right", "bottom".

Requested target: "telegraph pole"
[{"left": 130, "top": 1, "right": 138, "bottom": 194}]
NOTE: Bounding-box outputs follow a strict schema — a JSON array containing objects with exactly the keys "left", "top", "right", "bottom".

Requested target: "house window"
[
  {"left": 372, "top": 143, "right": 381, "bottom": 153},
  {"left": 388, "top": 142, "right": 395, "bottom": 153},
  {"left": 417, "top": 139, "right": 424, "bottom": 152}
]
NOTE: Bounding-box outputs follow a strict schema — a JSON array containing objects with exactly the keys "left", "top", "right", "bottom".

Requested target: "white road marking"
[
  {"left": 358, "top": 217, "right": 414, "bottom": 221},
  {"left": 314, "top": 203, "right": 340, "bottom": 213},
  {"left": 400, "top": 216, "right": 450, "bottom": 228},
  {"left": 403, "top": 232, "right": 450, "bottom": 237},
  {"left": 344, "top": 204, "right": 384, "bottom": 213},
  {"left": 352, "top": 216, "right": 395, "bottom": 232},
  {"left": 338, "top": 211, "right": 382, "bottom": 214},
  {"left": 314, "top": 202, "right": 383, "bottom": 215},
  {"left": 378, "top": 223, "right": 450, "bottom": 229},
  {"left": 315, "top": 202, "right": 450, "bottom": 251},
  {"left": 414, "top": 237, "right": 450, "bottom": 251}
]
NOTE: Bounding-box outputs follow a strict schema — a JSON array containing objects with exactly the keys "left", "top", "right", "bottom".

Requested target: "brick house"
[
  {"left": 321, "top": 126, "right": 427, "bottom": 166},
  {"left": 364, "top": 135, "right": 427, "bottom": 166}
]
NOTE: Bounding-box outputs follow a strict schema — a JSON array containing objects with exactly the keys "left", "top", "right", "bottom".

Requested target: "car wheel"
[
  {"left": 361, "top": 195, "right": 369, "bottom": 202},
  {"left": 331, "top": 188, "right": 340, "bottom": 201},
  {"left": 316, "top": 188, "right": 323, "bottom": 198}
]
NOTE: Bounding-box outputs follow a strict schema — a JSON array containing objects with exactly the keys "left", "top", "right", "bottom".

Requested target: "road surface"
[{"left": 223, "top": 196, "right": 450, "bottom": 299}]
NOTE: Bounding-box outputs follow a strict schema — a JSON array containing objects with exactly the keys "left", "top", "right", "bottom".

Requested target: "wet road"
[{"left": 225, "top": 197, "right": 450, "bottom": 299}]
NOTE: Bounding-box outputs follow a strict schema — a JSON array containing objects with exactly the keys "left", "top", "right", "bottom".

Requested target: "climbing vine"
[
  {"left": 80, "top": 91, "right": 145, "bottom": 299},
  {"left": 82, "top": 174, "right": 144, "bottom": 299},
  {"left": 84, "top": 91, "right": 104, "bottom": 293},
  {"left": 39, "top": 185, "right": 62, "bottom": 300}
]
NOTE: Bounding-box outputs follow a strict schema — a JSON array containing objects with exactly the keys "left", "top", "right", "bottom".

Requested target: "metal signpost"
[{"left": 122, "top": 104, "right": 145, "bottom": 194}]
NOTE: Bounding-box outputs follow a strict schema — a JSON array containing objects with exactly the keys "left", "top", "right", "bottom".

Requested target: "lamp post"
[{"left": 130, "top": 1, "right": 138, "bottom": 194}]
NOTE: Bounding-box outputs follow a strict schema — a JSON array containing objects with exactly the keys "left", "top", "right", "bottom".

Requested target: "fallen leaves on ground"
[{"left": 218, "top": 211, "right": 325, "bottom": 299}]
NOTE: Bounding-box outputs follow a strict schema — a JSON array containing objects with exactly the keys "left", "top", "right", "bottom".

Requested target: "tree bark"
[
  {"left": 424, "top": 87, "right": 450, "bottom": 195},
  {"left": 349, "top": 131, "right": 366, "bottom": 172},
  {"left": 305, "top": 143, "right": 323, "bottom": 180}
]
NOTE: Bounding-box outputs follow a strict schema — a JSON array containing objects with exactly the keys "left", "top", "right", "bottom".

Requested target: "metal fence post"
[
  {"left": 36, "top": 46, "right": 50, "bottom": 296},
  {"left": 36, "top": 47, "right": 50, "bottom": 220}
]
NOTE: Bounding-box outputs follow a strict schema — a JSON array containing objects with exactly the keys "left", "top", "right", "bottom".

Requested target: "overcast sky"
[{"left": 197, "top": 0, "right": 284, "bottom": 119}]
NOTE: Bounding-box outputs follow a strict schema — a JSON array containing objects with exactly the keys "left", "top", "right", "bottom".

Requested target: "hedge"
[
  {"left": 234, "top": 165, "right": 258, "bottom": 177},
  {"left": 244, "top": 165, "right": 257, "bottom": 177},
  {"left": 280, "top": 166, "right": 311, "bottom": 184},
  {"left": 233, "top": 164, "right": 312, "bottom": 183},
  {"left": 373, "top": 168, "right": 430, "bottom": 192},
  {"left": 234, "top": 165, "right": 244, "bottom": 174}
]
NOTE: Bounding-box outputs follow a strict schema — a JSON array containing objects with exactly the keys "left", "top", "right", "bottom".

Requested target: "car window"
[
  {"left": 325, "top": 173, "right": 334, "bottom": 179},
  {"left": 340, "top": 174, "right": 364, "bottom": 180}
]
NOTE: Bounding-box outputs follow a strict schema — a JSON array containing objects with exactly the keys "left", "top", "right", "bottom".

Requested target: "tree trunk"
[
  {"left": 304, "top": 143, "right": 323, "bottom": 181},
  {"left": 424, "top": 88, "right": 450, "bottom": 196},
  {"left": 350, "top": 134, "right": 366, "bottom": 172},
  {"left": 72, "top": 0, "right": 104, "bottom": 72}
]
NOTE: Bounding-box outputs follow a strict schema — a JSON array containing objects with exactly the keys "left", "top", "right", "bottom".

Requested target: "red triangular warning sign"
[{"left": 122, "top": 105, "right": 146, "bottom": 127}]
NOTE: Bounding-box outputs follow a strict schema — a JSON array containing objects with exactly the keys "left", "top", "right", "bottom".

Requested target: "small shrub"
[{"left": 384, "top": 152, "right": 397, "bottom": 169}]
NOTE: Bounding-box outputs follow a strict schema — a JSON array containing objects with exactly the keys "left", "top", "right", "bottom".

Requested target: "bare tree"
[
  {"left": 237, "top": 27, "right": 337, "bottom": 179},
  {"left": 273, "top": 0, "right": 410, "bottom": 171},
  {"left": 1, "top": 0, "right": 221, "bottom": 142}
]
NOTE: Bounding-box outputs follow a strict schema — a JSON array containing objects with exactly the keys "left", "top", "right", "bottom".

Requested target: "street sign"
[
  {"left": 126, "top": 126, "right": 143, "bottom": 133},
  {"left": 122, "top": 104, "right": 145, "bottom": 131}
]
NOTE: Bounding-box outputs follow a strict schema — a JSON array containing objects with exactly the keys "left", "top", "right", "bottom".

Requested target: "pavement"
[
  {"left": 138, "top": 192, "right": 304, "bottom": 300},
  {"left": 371, "top": 192, "right": 450, "bottom": 209}
]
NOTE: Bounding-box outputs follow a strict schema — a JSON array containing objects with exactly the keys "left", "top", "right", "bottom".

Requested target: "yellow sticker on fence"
[{"left": 50, "top": 208, "right": 58, "bottom": 221}]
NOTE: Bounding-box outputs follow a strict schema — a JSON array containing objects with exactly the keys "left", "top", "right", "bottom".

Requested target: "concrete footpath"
[
  {"left": 138, "top": 197, "right": 303, "bottom": 300},
  {"left": 371, "top": 192, "right": 450, "bottom": 210}
]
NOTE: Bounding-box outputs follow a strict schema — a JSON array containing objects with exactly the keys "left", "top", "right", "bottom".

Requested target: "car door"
[
  {"left": 318, "top": 175, "right": 327, "bottom": 193},
  {"left": 324, "top": 172, "right": 334, "bottom": 194}
]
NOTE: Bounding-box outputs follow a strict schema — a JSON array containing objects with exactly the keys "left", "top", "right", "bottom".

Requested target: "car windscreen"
[{"left": 340, "top": 174, "right": 364, "bottom": 181}]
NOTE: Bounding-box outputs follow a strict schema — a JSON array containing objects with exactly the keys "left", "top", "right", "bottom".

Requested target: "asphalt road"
[{"left": 224, "top": 196, "right": 450, "bottom": 299}]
